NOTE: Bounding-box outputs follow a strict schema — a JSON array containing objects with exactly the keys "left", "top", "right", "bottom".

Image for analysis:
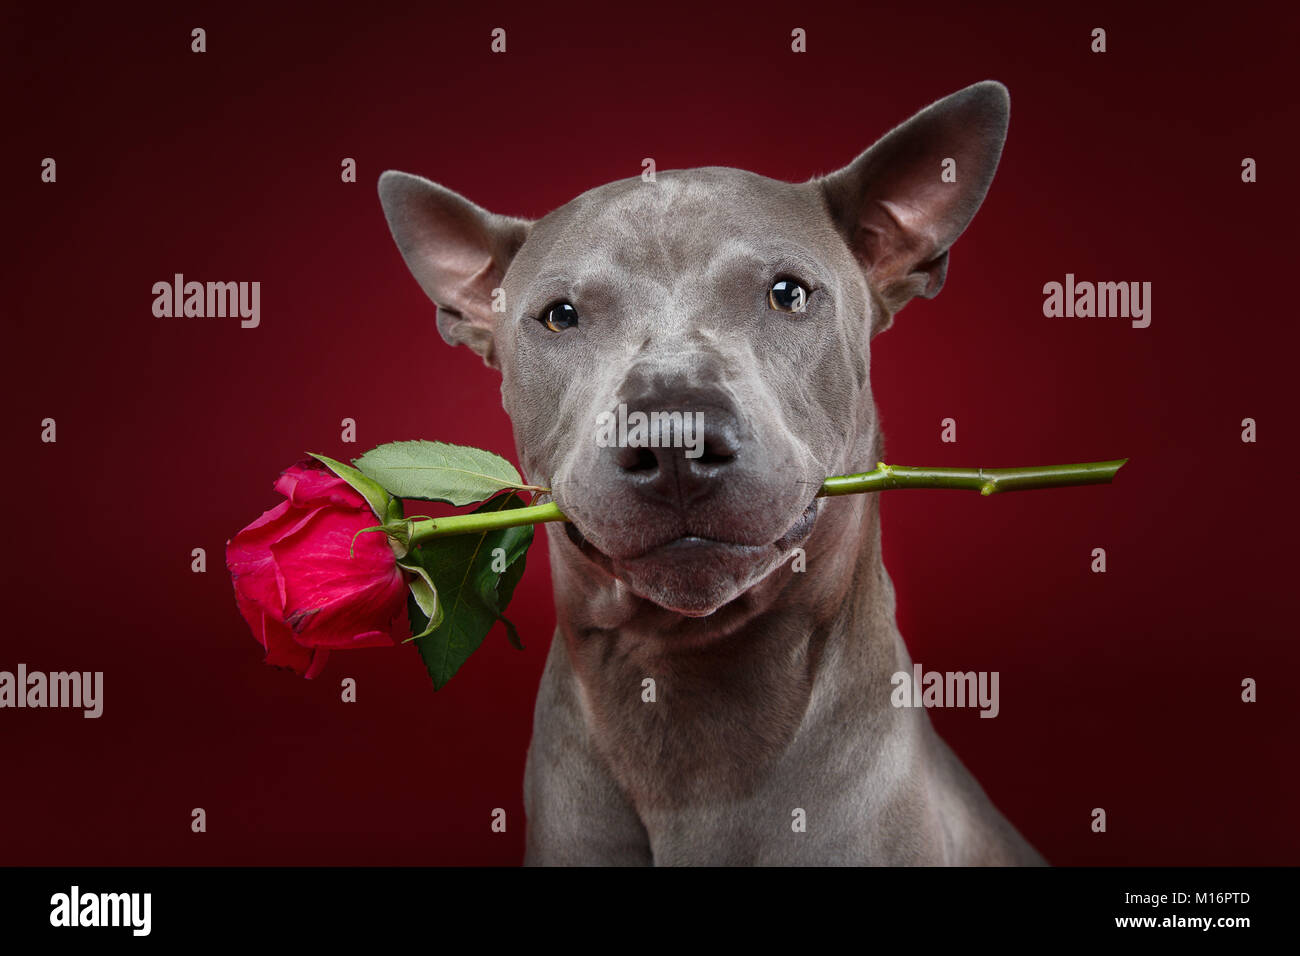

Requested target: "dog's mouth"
[
  {"left": 564, "top": 498, "right": 819, "bottom": 560},
  {"left": 561, "top": 497, "right": 821, "bottom": 613}
]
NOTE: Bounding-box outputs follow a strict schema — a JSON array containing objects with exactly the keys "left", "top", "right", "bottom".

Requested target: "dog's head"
[{"left": 379, "top": 82, "right": 1008, "bottom": 617}]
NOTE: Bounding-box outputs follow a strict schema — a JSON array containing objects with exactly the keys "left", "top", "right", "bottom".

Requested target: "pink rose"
[{"left": 227, "top": 459, "right": 410, "bottom": 678}]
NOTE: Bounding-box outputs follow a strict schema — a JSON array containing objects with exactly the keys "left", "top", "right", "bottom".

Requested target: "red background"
[{"left": 4, "top": 0, "right": 1296, "bottom": 865}]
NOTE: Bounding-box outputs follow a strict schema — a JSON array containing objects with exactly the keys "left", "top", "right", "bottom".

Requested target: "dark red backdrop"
[{"left": 4, "top": 0, "right": 1296, "bottom": 865}]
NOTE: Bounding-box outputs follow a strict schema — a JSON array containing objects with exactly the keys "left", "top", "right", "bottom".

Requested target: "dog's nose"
[{"left": 608, "top": 393, "right": 742, "bottom": 506}]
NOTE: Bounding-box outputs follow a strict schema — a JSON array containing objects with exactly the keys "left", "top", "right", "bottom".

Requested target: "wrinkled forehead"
[{"left": 508, "top": 169, "right": 839, "bottom": 296}]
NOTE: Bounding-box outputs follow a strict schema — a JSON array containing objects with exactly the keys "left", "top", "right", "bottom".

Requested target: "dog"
[{"left": 378, "top": 80, "right": 1045, "bottom": 865}]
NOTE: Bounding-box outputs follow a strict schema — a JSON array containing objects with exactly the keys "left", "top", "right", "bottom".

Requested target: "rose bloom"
[{"left": 227, "top": 460, "right": 410, "bottom": 678}]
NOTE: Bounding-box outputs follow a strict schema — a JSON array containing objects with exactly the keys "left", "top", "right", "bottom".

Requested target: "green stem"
[
  {"left": 408, "top": 500, "right": 567, "bottom": 542},
  {"left": 407, "top": 459, "right": 1127, "bottom": 543},
  {"left": 819, "top": 459, "right": 1129, "bottom": 497}
]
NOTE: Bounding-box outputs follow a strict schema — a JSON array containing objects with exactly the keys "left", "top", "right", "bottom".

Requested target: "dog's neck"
[{"left": 546, "top": 484, "right": 903, "bottom": 810}]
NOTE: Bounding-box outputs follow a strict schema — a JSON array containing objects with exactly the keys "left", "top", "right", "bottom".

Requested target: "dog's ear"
[
  {"left": 378, "top": 171, "right": 532, "bottom": 367},
  {"left": 818, "top": 81, "right": 1008, "bottom": 335}
]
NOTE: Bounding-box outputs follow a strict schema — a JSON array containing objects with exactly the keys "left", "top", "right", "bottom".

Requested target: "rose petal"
[
  {"left": 227, "top": 500, "right": 293, "bottom": 616},
  {"left": 258, "top": 608, "right": 317, "bottom": 676},
  {"left": 275, "top": 460, "right": 367, "bottom": 511},
  {"left": 303, "top": 646, "right": 330, "bottom": 680},
  {"left": 270, "top": 507, "right": 408, "bottom": 645},
  {"left": 262, "top": 504, "right": 332, "bottom": 611}
]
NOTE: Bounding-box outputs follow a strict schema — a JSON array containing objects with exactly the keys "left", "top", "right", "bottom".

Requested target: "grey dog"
[{"left": 378, "top": 80, "right": 1044, "bottom": 865}]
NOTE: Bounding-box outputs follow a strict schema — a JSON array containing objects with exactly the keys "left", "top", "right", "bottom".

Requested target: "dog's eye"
[
  {"left": 540, "top": 301, "right": 579, "bottom": 332},
  {"left": 769, "top": 279, "right": 809, "bottom": 314}
]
